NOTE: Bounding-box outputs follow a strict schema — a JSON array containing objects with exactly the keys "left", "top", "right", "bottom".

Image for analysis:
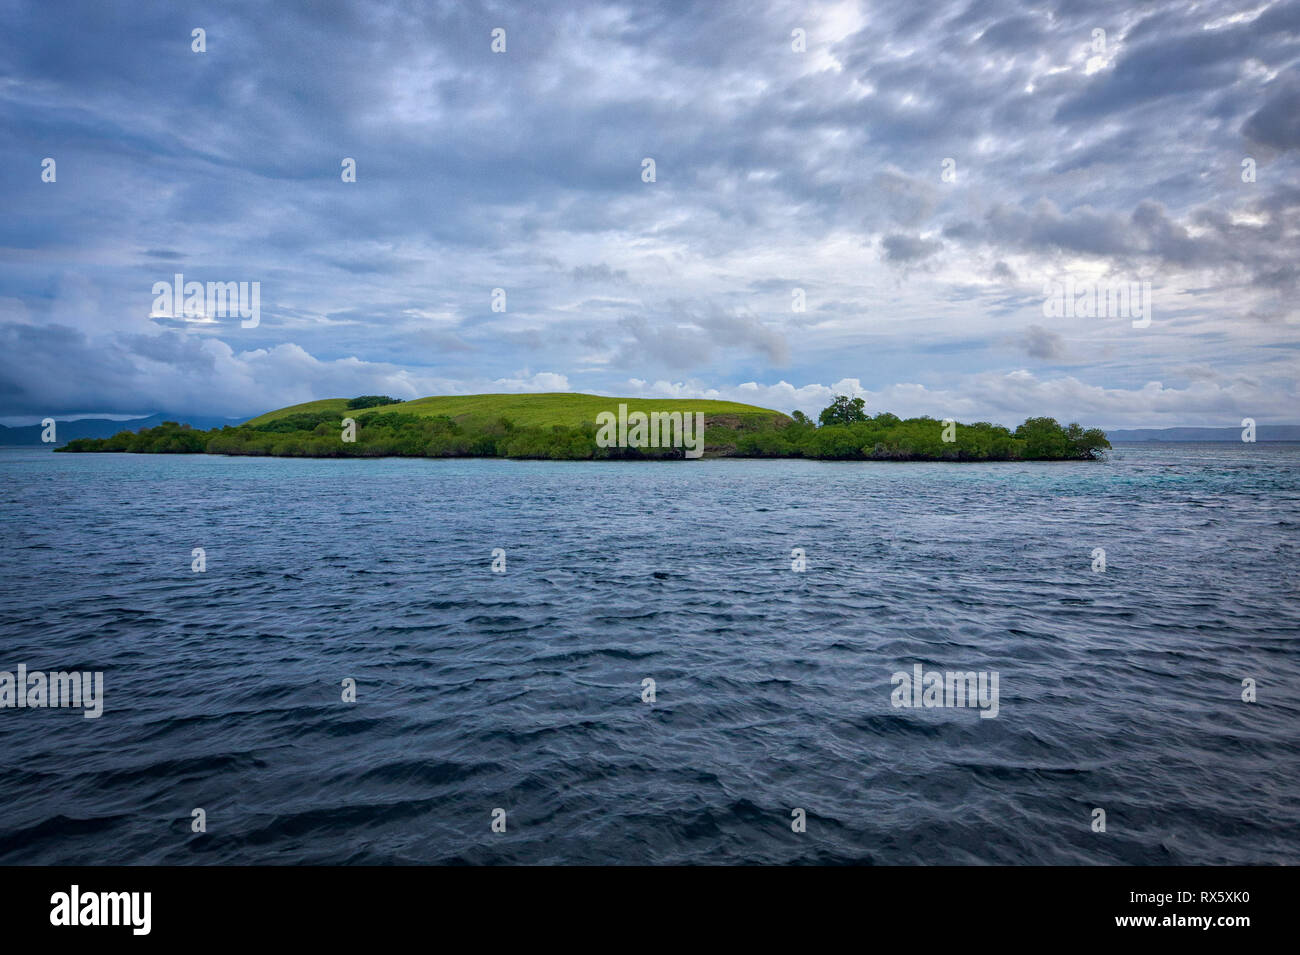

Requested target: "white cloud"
[{"left": 624, "top": 369, "right": 1299, "bottom": 428}]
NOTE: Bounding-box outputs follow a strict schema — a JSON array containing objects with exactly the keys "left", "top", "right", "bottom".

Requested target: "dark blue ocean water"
[{"left": 0, "top": 444, "right": 1296, "bottom": 865}]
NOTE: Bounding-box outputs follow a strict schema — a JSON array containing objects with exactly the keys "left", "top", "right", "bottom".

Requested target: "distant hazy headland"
[{"left": 1106, "top": 425, "right": 1300, "bottom": 441}]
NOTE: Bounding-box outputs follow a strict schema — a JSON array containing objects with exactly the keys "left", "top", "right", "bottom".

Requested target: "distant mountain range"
[
  {"left": 1106, "top": 425, "right": 1300, "bottom": 442},
  {"left": 0, "top": 414, "right": 246, "bottom": 445}
]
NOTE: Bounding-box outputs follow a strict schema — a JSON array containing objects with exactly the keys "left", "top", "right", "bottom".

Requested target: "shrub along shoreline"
[{"left": 56, "top": 395, "right": 1111, "bottom": 462}]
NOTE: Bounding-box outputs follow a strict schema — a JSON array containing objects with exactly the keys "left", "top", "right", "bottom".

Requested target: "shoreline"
[{"left": 47, "top": 447, "right": 1107, "bottom": 463}]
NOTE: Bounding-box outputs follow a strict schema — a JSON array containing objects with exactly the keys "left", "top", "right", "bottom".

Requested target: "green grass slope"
[
  {"left": 244, "top": 392, "right": 789, "bottom": 428},
  {"left": 242, "top": 398, "right": 352, "bottom": 425}
]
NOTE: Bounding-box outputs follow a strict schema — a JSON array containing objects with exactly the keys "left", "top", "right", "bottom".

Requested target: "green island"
[{"left": 55, "top": 393, "right": 1111, "bottom": 461}]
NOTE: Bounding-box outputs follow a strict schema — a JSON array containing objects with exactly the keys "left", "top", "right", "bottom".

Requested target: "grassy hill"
[{"left": 244, "top": 392, "right": 789, "bottom": 428}]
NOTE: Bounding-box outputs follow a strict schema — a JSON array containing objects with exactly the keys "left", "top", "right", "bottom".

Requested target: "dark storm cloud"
[
  {"left": 616, "top": 305, "right": 789, "bottom": 368},
  {"left": 0, "top": 0, "right": 1296, "bottom": 422},
  {"left": 1020, "top": 324, "right": 1066, "bottom": 360},
  {"left": 1242, "top": 80, "right": 1300, "bottom": 151},
  {"left": 881, "top": 234, "right": 943, "bottom": 263},
  {"left": 979, "top": 14, "right": 1050, "bottom": 50}
]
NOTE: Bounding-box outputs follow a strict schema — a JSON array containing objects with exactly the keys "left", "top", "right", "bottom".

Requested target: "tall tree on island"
[{"left": 818, "top": 395, "right": 868, "bottom": 427}]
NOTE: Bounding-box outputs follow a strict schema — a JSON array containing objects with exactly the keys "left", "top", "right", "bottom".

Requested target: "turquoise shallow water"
[{"left": 0, "top": 443, "right": 1296, "bottom": 864}]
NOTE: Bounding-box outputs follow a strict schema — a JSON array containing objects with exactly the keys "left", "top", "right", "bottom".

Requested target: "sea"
[{"left": 0, "top": 443, "right": 1296, "bottom": 864}]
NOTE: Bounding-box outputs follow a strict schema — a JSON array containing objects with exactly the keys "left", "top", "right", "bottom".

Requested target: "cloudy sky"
[{"left": 1, "top": 0, "right": 1297, "bottom": 427}]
